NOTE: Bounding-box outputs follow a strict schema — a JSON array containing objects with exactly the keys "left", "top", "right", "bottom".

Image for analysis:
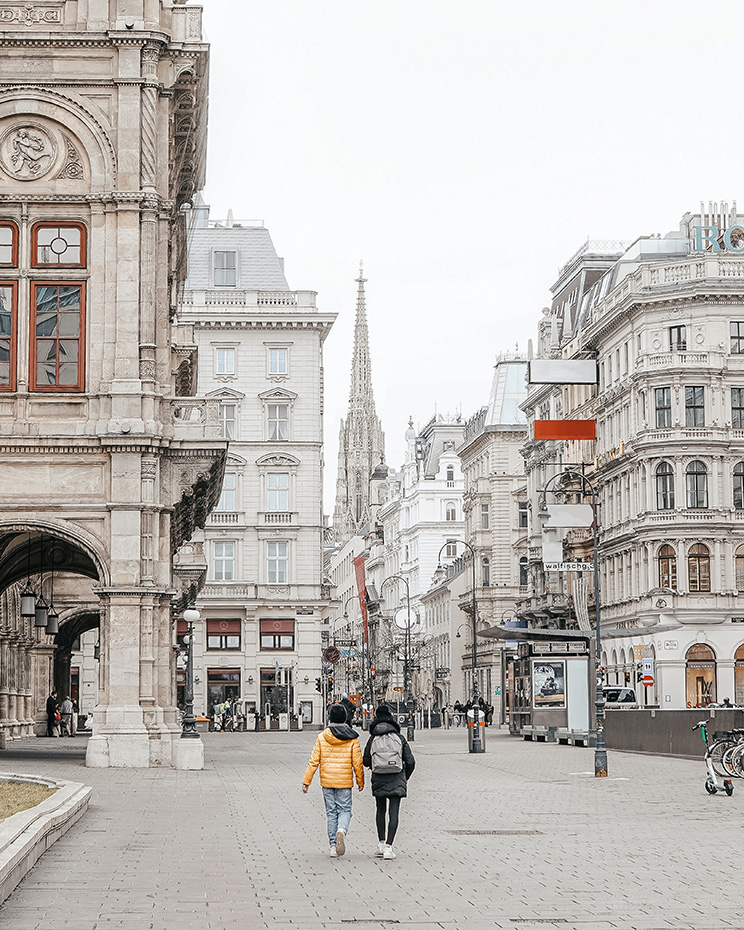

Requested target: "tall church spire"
[{"left": 332, "top": 263, "right": 386, "bottom": 542}]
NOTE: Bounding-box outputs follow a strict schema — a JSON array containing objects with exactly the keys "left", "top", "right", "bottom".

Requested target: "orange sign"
[{"left": 534, "top": 419, "right": 596, "bottom": 441}]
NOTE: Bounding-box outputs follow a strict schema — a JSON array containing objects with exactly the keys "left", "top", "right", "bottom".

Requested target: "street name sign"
[
  {"left": 542, "top": 504, "right": 595, "bottom": 528},
  {"left": 543, "top": 561, "right": 594, "bottom": 572}
]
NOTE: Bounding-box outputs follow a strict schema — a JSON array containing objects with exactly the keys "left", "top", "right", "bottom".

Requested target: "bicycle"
[{"left": 692, "top": 719, "right": 734, "bottom": 796}]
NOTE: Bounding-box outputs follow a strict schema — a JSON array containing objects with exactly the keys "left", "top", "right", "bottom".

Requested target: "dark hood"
[
  {"left": 370, "top": 719, "right": 401, "bottom": 736},
  {"left": 327, "top": 724, "right": 359, "bottom": 741}
]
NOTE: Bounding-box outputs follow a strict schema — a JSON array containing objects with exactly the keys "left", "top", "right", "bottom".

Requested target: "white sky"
[{"left": 201, "top": 1, "right": 744, "bottom": 507}]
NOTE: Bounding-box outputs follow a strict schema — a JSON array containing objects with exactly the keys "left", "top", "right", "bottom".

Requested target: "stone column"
[{"left": 86, "top": 590, "right": 150, "bottom": 768}]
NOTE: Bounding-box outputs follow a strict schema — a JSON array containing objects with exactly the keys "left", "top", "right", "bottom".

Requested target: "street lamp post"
[
  {"left": 539, "top": 469, "right": 607, "bottom": 778},
  {"left": 181, "top": 606, "right": 200, "bottom": 739},
  {"left": 437, "top": 540, "right": 484, "bottom": 753},
  {"left": 380, "top": 574, "right": 415, "bottom": 741}
]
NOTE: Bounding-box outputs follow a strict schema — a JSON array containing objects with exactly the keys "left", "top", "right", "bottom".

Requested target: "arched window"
[
  {"left": 445, "top": 502, "right": 457, "bottom": 521},
  {"left": 735, "top": 644, "right": 744, "bottom": 706},
  {"left": 686, "top": 460, "right": 708, "bottom": 509},
  {"left": 688, "top": 543, "right": 711, "bottom": 592},
  {"left": 519, "top": 557, "right": 528, "bottom": 586},
  {"left": 735, "top": 463, "right": 744, "bottom": 510},
  {"left": 736, "top": 545, "right": 744, "bottom": 590},
  {"left": 655, "top": 462, "right": 675, "bottom": 510},
  {"left": 482, "top": 558, "right": 490, "bottom": 587},
  {"left": 611, "top": 649, "right": 618, "bottom": 685},
  {"left": 658, "top": 545, "right": 677, "bottom": 590},
  {"left": 686, "top": 643, "right": 716, "bottom": 707}
]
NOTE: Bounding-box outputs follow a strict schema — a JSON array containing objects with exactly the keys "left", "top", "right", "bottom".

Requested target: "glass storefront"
[{"left": 685, "top": 644, "right": 716, "bottom": 707}]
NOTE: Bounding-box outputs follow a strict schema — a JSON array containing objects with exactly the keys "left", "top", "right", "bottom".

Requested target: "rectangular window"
[
  {"left": 213, "top": 251, "right": 237, "bottom": 287},
  {"left": 732, "top": 322, "right": 744, "bottom": 354},
  {"left": 268, "top": 403, "right": 289, "bottom": 441},
  {"left": 267, "top": 473, "right": 289, "bottom": 511},
  {"left": 213, "top": 541, "right": 235, "bottom": 581},
  {"left": 481, "top": 503, "right": 489, "bottom": 529},
  {"left": 260, "top": 619, "right": 294, "bottom": 650},
  {"left": 215, "top": 473, "right": 236, "bottom": 512},
  {"left": 216, "top": 347, "right": 235, "bottom": 375},
  {"left": 220, "top": 403, "right": 236, "bottom": 439},
  {"left": 445, "top": 540, "right": 457, "bottom": 558},
  {"left": 207, "top": 619, "right": 241, "bottom": 650},
  {"left": 669, "top": 325, "right": 686, "bottom": 351},
  {"left": 0, "top": 283, "right": 16, "bottom": 391},
  {"left": 733, "top": 389, "right": 744, "bottom": 429},
  {"left": 33, "top": 224, "right": 85, "bottom": 267},
  {"left": 655, "top": 387, "right": 671, "bottom": 428},
  {"left": 518, "top": 501, "right": 529, "bottom": 528},
  {"left": 31, "top": 283, "right": 85, "bottom": 391},
  {"left": 269, "top": 348, "right": 288, "bottom": 375},
  {"left": 685, "top": 386, "right": 705, "bottom": 427},
  {"left": 267, "top": 541, "right": 288, "bottom": 583}
]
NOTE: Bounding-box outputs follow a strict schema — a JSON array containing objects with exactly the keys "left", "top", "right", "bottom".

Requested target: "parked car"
[{"left": 603, "top": 686, "right": 638, "bottom": 708}]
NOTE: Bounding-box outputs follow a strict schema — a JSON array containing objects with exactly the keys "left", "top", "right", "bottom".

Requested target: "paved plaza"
[{"left": 0, "top": 727, "right": 739, "bottom": 930}]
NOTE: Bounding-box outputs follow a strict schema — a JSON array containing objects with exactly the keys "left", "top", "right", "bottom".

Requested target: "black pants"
[{"left": 375, "top": 796, "right": 401, "bottom": 845}]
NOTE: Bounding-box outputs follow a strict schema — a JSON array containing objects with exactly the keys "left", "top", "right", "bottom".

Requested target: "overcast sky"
[{"left": 201, "top": 1, "right": 744, "bottom": 507}]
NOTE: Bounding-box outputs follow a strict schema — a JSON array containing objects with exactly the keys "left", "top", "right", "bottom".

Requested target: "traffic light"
[
  {"left": 624, "top": 671, "right": 630, "bottom": 685},
  {"left": 370, "top": 666, "right": 376, "bottom": 679},
  {"left": 328, "top": 674, "right": 333, "bottom": 689},
  {"left": 315, "top": 677, "right": 322, "bottom": 693}
]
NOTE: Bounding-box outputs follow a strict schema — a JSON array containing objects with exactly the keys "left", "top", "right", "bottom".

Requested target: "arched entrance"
[{"left": 686, "top": 643, "right": 717, "bottom": 707}]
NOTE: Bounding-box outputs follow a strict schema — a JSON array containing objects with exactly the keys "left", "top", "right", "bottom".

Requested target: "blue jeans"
[{"left": 322, "top": 787, "right": 352, "bottom": 846}]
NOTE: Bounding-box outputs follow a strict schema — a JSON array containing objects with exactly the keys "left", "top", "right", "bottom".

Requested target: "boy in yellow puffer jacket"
[{"left": 303, "top": 703, "right": 364, "bottom": 858}]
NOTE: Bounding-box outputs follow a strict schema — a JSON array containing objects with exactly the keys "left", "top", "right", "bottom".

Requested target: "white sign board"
[
  {"left": 541, "top": 538, "right": 564, "bottom": 563},
  {"left": 642, "top": 657, "right": 654, "bottom": 676},
  {"left": 543, "top": 561, "right": 595, "bottom": 572},
  {"left": 542, "top": 504, "right": 595, "bottom": 528},
  {"left": 528, "top": 359, "right": 599, "bottom": 385}
]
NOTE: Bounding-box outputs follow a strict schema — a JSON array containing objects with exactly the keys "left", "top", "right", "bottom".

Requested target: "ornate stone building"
[
  {"left": 174, "top": 200, "right": 336, "bottom": 728},
  {"left": 0, "top": 1, "right": 223, "bottom": 768},
  {"left": 521, "top": 206, "right": 744, "bottom": 708},
  {"left": 332, "top": 265, "right": 387, "bottom": 542},
  {"left": 457, "top": 354, "right": 528, "bottom": 714}
]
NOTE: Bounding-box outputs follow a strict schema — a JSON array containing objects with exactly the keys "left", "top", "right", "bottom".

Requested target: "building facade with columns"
[
  {"left": 0, "top": 2, "right": 224, "bottom": 768},
  {"left": 520, "top": 206, "right": 744, "bottom": 709},
  {"left": 173, "top": 201, "right": 336, "bottom": 727}
]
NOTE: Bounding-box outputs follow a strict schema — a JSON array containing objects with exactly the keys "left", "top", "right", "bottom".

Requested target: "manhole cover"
[{"left": 448, "top": 829, "right": 542, "bottom": 836}]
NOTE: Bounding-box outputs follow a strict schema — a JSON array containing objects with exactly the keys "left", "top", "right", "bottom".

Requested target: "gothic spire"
[{"left": 349, "top": 260, "right": 375, "bottom": 409}]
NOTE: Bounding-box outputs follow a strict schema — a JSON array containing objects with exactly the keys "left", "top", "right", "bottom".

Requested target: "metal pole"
[
  {"left": 470, "top": 547, "right": 483, "bottom": 753},
  {"left": 591, "top": 484, "right": 607, "bottom": 777},
  {"left": 181, "top": 615, "right": 198, "bottom": 739},
  {"left": 405, "top": 579, "right": 414, "bottom": 741}
]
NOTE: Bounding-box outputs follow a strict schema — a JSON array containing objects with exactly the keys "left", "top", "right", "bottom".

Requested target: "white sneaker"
[
  {"left": 376, "top": 841, "right": 385, "bottom": 857},
  {"left": 335, "top": 829, "right": 346, "bottom": 857},
  {"left": 383, "top": 845, "right": 396, "bottom": 860},
  {"left": 329, "top": 845, "right": 338, "bottom": 858}
]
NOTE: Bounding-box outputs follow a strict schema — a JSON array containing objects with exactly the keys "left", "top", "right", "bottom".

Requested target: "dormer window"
[{"left": 213, "top": 250, "right": 237, "bottom": 287}]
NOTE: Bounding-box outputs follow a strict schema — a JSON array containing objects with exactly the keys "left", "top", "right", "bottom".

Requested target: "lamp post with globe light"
[
  {"left": 380, "top": 574, "right": 415, "bottom": 740},
  {"left": 181, "top": 606, "right": 200, "bottom": 739}
]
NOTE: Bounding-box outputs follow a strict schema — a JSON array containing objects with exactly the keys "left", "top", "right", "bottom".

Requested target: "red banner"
[
  {"left": 534, "top": 419, "right": 596, "bottom": 441},
  {"left": 353, "top": 556, "right": 368, "bottom": 644}
]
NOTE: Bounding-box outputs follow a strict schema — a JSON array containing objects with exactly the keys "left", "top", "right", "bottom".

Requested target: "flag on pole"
[{"left": 353, "top": 556, "right": 369, "bottom": 645}]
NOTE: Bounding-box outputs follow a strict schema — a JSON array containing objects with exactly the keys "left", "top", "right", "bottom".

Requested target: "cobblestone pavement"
[{"left": 0, "top": 727, "right": 740, "bottom": 930}]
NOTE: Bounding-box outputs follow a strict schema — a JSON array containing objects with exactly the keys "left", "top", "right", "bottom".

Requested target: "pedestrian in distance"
[
  {"left": 303, "top": 702, "right": 364, "bottom": 858},
  {"left": 60, "top": 695, "right": 73, "bottom": 737},
  {"left": 340, "top": 693, "right": 356, "bottom": 725},
  {"left": 46, "top": 690, "right": 58, "bottom": 738},
  {"left": 363, "top": 703, "right": 415, "bottom": 861}
]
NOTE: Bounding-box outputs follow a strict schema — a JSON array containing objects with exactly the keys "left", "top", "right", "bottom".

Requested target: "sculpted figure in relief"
[{"left": 11, "top": 128, "right": 49, "bottom": 174}]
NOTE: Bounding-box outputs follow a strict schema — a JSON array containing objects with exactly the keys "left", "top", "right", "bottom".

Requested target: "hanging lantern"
[
  {"left": 20, "top": 584, "right": 36, "bottom": 618},
  {"left": 46, "top": 605, "right": 59, "bottom": 636},
  {"left": 34, "top": 595, "right": 48, "bottom": 628},
  {"left": 94, "top": 641, "right": 100, "bottom": 660}
]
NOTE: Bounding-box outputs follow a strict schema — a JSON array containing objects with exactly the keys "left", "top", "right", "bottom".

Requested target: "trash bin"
[
  {"left": 246, "top": 712, "right": 257, "bottom": 732},
  {"left": 278, "top": 712, "right": 290, "bottom": 731},
  {"left": 467, "top": 709, "right": 486, "bottom": 752}
]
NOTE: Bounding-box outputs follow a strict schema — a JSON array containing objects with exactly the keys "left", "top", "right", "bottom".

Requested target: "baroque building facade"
[
  {"left": 520, "top": 205, "right": 744, "bottom": 709},
  {"left": 457, "top": 354, "right": 528, "bottom": 716},
  {"left": 0, "top": 1, "right": 223, "bottom": 768},
  {"left": 174, "top": 201, "right": 335, "bottom": 728}
]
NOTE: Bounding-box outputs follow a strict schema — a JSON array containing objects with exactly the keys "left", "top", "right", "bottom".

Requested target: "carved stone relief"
[
  {"left": 0, "top": 123, "right": 56, "bottom": 180},
  {"left": 0, "top": 5, "right": 62, "bottom": 27}
]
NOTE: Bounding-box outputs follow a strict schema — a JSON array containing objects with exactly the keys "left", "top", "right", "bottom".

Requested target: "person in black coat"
[
  {"left": 46, "top": 690, "right": 58, "bottom": 738},
  {"left": 340, "top": 694, "right": 356, "bottom": 725},
  {"left": 362, "top": 703, "right": 415, "bottom": 860}
]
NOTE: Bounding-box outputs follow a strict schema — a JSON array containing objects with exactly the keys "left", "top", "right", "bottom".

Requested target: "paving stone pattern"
[{"left": 0, "top": 728, "right": 740, "bottom": 930}]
